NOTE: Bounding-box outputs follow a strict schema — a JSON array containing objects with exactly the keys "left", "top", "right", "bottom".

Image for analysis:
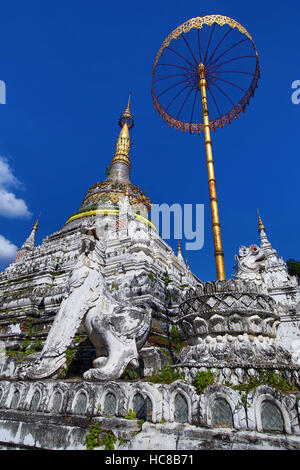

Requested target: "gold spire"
[
  {"left": 33, "top": 213, "right": 41, "bottom": 231},
  {"left": 257, "top": 208, "right": 265, "bottom": 232},
  {"left": 118, "top": 94, "right": 134, "bottom": 129},
  {"left": 110, "top": 122, "right": 131, "bottom": 169},
  {"left": 110, "top": 97, "right": 133, "bottom": 170},
  {"left": 177, "top": 240, "right": 181, "bottom": 253}
]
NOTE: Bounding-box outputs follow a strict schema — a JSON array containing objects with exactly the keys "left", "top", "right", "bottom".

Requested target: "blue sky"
[{"left": 0, "top": 0, "right": 299, "bottom": 281}]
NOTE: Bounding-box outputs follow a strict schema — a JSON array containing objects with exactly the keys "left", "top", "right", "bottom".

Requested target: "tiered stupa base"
[{"left": 175, "top": 279, "right": 300, "bottom": 386}]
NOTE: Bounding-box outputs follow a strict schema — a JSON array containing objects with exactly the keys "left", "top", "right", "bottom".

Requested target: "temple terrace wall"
[{"left": 0, "top": 378, "right": 299, "bottom": 450}]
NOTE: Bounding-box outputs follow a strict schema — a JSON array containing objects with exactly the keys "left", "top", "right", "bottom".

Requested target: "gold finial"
[
  {"left": 110, "top": 97, "right": 134, "bottom": 170},
  {"left": 177, "top": 240, "right": 181, "bottom": 253},
  {"left": 197, "top": 62, "right": 206, "bottom": 78},
  {"left": 257, "top": 208, "right": 265, "bottom": 232},
  {"left": 33, "top": 213, "right": 41, "bottom": 231},
  {"left": 118, "top": 94, "right": 134, "bottom": 129}
]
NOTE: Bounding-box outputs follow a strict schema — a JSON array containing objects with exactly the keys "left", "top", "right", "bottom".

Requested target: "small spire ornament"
[
  {"left": 257, "top": 209, "right": 265, "bottom": 232},
  {"left": 118, "top": 94, "right": 134, "bottom": 129},
  {"left": 109, "top": 97, "right": 134, "bottom": 179},
  {"left": 177, "top": 240, "right": 185, "bottom": 265}
]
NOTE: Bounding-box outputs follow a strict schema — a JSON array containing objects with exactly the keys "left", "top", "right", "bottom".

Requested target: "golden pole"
[{"left": 198, "top": 63, "right": 226, "bottom": 280}]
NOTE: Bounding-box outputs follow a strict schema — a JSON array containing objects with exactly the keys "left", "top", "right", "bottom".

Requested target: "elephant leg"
[
  {"left": 93, "top": 355, "right": 107, "bottom": 368},
  {"left": 127, "top": 357, "right": 139, "bottom": 369},
  {"left": 26, "top": 353, "right": 66, "bottom": 380},
  {"left": 83, "top": 327, "right": 138, "bottom": 381}
]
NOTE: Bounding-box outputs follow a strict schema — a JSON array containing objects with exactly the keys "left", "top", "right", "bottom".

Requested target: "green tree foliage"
[
  {"left": 286, "top": 259, "right": 300, "bottom": 280},
  {"left": 193, "top": 370, "right": 215, "bottom": 394},
  {"left": 146, "top": 365, "right": 183, "bottom": 384}
]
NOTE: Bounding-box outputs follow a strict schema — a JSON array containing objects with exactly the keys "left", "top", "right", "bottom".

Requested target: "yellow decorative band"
[
  {"left": 135, "top": 213, "right": 157, "bottom": 230},
  {"left": 65, "top": 209, "right": 157, "bottom": 230},
  {"left": 111, "top": 155, "right": 131, "bottom": 168}
]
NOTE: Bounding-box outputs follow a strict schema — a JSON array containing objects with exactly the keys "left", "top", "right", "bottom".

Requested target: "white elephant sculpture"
[{"left": 26, "top": 226, "right": 152, "bottom": 381}]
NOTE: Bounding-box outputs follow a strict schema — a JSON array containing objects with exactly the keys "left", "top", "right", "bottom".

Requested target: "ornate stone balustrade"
[
  {"left": 179, "top": 279, "right": 277, "bottom": 339},
  {"left": 176, "top": 280, "right": 299, "bottom": 373}
]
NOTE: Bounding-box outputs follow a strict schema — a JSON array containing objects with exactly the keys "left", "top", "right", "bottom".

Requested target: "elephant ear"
[
  {"left": 109, "top": 304, "right": 152, "bottom": 344},
  {"left": 238, "top": 246, "right": 249, "bottom": 257}
]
